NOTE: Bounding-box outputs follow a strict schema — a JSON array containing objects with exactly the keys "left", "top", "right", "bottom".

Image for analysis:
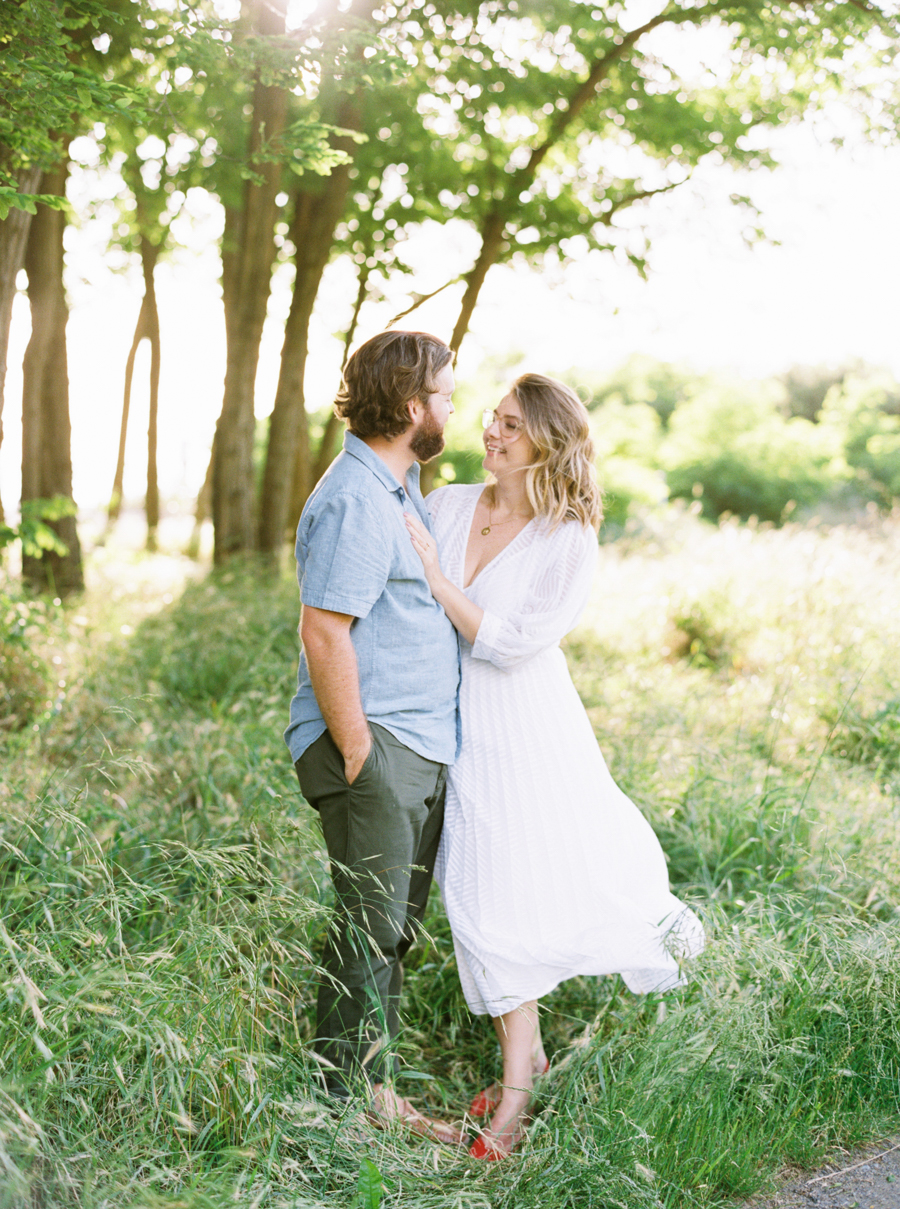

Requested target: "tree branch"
[
  {"left": 514, "top": 1, "right": 741, "bottom": 196},
  {"left": 388, "top": 275, "right": 463, "bottom": 326},
  {"left": 599, "top": 177, "right": 687, "bottom": 225}
]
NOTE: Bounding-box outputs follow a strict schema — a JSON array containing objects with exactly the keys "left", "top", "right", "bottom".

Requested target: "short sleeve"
[
  {"left": 300, "top": 492, "right": 391, "bottom": 618},
  {"left": 471, "top": 522, "right": 597, "bottom": 670}
]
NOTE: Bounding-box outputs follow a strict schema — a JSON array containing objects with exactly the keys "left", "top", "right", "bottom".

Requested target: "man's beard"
[{"left": 409, "top": 407, "right": 445, "bottom": 462}]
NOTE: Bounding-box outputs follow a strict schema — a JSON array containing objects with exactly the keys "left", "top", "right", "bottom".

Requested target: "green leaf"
[
  {"left": 33, "top": 193, "right": 69, "bottom": 213},
  {"left": 19, "top": 524, "right": 69, "bottom": 558},
  {"left": 356, "top": 1158, "right": 382, "bottom": 1209},
  {"left": 21, "top": 496, "right": 77, "bottom": 524}
]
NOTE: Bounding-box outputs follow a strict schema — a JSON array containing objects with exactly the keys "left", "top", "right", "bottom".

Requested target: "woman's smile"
[{"left": 482, "top": 392, "right": 534, "bottom": 471}]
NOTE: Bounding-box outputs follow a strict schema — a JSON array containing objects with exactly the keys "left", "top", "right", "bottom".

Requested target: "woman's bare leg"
[
  {"left": 483, "top": 999, "right": 546, "bottom": 1151},
  {"left": 472, "top": 1003, "right": 548, "bottom": 1116}
]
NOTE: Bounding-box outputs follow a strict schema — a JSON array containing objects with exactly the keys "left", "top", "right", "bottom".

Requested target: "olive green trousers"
[{"left": 295, "top": 723, "right": 447, "bottom": 1096}]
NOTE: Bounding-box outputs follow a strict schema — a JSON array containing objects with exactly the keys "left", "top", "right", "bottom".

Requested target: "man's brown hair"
[{"left": 335, "top": 330, "right": 452, "bottom": 439}]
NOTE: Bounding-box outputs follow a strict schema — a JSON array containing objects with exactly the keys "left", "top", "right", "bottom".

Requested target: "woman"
[{"left": 404, "top": 374, "right": 704, "bottom": 1159}]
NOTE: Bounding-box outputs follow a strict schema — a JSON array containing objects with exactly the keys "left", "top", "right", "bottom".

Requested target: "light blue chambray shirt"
[{"left": 284, "top": 432, "right": 460, "bottom": 766}]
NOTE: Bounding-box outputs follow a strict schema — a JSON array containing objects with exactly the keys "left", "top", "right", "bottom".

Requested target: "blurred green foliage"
[
  {"left": 660, "top": 382, "right": 845, "bottom": 522},
  {"left": 820, "top": 372, "right": 900, "bottom": 503},
  {"left": 829, "top": 697, "right": 900, "bottom": 795},
  {"left": 0, "top": 590, "right": 54, "bottom": 732},
  {"left": 0, "top": 500, "right": 74, "bottom": 730},
  {"left": 0, "top": 496, "right": 75, "bottom": 559}
]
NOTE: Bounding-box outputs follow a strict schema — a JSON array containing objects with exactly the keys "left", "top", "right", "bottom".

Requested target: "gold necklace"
[
  {"left": 480, "top": 498, "right": 530, "bottom": 536},
  {"left": 481, "top": 509, "right": 515, "bottom": 536}
]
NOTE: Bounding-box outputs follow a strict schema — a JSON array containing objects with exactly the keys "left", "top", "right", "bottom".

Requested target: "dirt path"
[{"left": 743, "top": 1138, "right": 900, "bottom": 1209}]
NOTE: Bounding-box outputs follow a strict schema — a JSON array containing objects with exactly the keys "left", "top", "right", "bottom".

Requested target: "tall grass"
[{"left": 2, "top": 509, "right": 899, "bottom": 1207}]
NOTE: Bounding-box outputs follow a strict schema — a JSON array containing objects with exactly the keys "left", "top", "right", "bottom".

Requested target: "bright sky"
[{"left": 1, "top": 113, "right": 899, "bottom": 517}]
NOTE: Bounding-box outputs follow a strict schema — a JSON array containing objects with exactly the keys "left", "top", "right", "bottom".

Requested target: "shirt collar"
[{"left": 342, "top": 431, "right": 420, "bottom": 499}]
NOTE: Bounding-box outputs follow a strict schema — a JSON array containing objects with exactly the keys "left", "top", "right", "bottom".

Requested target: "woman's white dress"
[{"left": 427, "top": 483, "right": 704, "bottom": 1017}]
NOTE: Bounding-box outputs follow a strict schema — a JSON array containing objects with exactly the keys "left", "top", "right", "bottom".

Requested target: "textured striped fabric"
[{"left": 428, "top": 483, "right": 705, "bottom": 1017}]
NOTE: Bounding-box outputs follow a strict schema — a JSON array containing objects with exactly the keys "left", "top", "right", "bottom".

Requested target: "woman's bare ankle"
[
  {"left": 531, "top": 1051, "right": 548, "bottom": 1076},
  {"left": 486, "top": 1087, "right": 532, "bottom": 1149},
  {"left": 495, "top": 1085, "right": 531, "bottom": 1117}
]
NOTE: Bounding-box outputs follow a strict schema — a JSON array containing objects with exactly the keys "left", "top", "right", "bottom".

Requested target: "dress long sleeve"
[{"left": 470, "top": 520, "right": 597, "bottom": 670}]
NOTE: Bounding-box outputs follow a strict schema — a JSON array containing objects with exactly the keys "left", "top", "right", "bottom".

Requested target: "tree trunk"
[
  {"left": 20, "top": 161, "right": 83, "bottom": 594},
  {"left": 256, "top": 104, "right": 361, "bottom": 553},
  {"left": 187, "top": 439, "right": 214, "bottom": 559},
  {"left": 285, "top": 252, "right": 368, "bottom": 530},
  {"left": 143, "top": 238, "right": 161, "bottom": 550},
  {"left": 211, "top": 0, "right": 287, "bottom": 564},
  {"left": 105, "top": 237, "right": 161, "bottom": 549},
  {"left": 257, "top": 0, "right": 382, "bottom": 552},
  {"left": 308, "top": 259, "right": 370, "bottom": 492},
  {"left": 221, "top": 204, "right": 241, "bottom": 351},
  {"left": 449, "top": 209, "right": 509, "bottom": 353},
  {"left": 107, "top": 311, "right": 140, "bottom": 526},
  {"left": 410, "top": 212, "right": 512, "bottom": 498},
  {"left": 0, "top": 163, "right": 42, "bottom": 525}
]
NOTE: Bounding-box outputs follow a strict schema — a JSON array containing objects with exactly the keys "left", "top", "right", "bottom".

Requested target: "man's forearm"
[{"left": 301, "top": 609, "right": 371, "bottom": 779}]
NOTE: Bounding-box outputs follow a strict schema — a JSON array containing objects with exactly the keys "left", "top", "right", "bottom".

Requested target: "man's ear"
[{"left": 406, "top": 396, "right": 424, "bottom": 423}]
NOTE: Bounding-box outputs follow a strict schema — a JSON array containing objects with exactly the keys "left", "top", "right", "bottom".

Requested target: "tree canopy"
[{"left": 1, "top": 0, "right": 898, "bottom": 571}]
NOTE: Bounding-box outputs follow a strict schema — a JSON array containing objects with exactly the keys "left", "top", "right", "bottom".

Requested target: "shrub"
[
  {"left": 0, "top": 633, "right": 51, "bottom": 730},
  {"left": 431, "top": 444, "right": 485, "bottom": 488},
  {"left": 0, "top": 587, "right": 55, "bottom": 731},
  {"left": 828, "top": 697, "right": 900, "bottom": 791},
  {"left": 588, "top": 397, "right": 666, "bottom": 528},
  {"left": 820, "top": 373, "right": 900, "bottom": 502},
  {"left": 570, "top": 354, "right": 698, "bottom": 428},
  {"left": 661, "top": 383, "right": 846, "bottom": 521},
  {"left": 665, "top": 592, "right": 749, "bottom": 671},
  {"left": 0, "top": 499, "right": 76, "bottom": 729},
  {"left": 779, "top": 363, "right": 850, "bottom": 422}
]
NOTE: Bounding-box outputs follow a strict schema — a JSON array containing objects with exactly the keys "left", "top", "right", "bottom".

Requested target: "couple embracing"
[{"left": 285, "top": 330, "right": 703, "bottom": 1158}]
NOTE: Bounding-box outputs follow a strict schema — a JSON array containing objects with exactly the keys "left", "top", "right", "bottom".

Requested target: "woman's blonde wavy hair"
[{"left": 501, "top": 373, "right": 603, "bottom": 531}]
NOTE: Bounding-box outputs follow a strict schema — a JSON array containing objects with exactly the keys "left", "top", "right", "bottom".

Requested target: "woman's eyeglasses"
[{"left": 482, "top": 409, "right": 524, "bottom": 440}]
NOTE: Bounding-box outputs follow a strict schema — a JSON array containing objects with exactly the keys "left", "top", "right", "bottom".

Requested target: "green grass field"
[{"left": 2, "top": 506, "right": 900, "bottom": 1208}]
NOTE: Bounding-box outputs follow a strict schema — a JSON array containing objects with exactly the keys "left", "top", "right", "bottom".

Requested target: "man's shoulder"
[
  {"left": 304, "top": 452, "right": 383, "bottom": 512},
  {"left": 296, "top": 455, "right": 395, "bottom": 570}
]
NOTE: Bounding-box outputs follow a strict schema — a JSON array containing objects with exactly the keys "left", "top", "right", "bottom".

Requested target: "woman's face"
[{"left": 482, "top": 391, "right": 536, "bottom": 479}]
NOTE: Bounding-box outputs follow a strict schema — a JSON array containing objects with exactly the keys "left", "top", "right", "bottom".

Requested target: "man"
[{"left": 285, "top": 330, "right": 461, "bottom": 1141}]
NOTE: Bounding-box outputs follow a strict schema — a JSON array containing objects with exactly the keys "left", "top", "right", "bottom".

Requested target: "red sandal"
[
  {"left": 468, "top": 1103, "right": 534, "bottom": 1160},
  {"left": 468, "top": 1059, "right": 549, "bottom": 1117},
  {"left": 469, "top": 1082, "right": 502, "bottom": 1117},
  {"left": 469, "top": 1133, "right": 508, "bottom": 1160}
]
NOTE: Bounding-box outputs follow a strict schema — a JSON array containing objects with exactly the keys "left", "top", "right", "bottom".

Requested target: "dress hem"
[{"left": 461, "top": 961, "right": 694, "bottom": 1017}]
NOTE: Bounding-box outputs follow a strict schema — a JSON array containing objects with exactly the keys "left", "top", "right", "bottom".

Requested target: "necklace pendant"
[{"left": 481, "top": 525, "right": 491, "bottom": 535}]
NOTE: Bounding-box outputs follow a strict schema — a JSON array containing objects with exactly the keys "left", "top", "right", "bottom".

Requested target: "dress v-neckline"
[{"left": 461, "top": 487, "right": 536, "bottom": 590}]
